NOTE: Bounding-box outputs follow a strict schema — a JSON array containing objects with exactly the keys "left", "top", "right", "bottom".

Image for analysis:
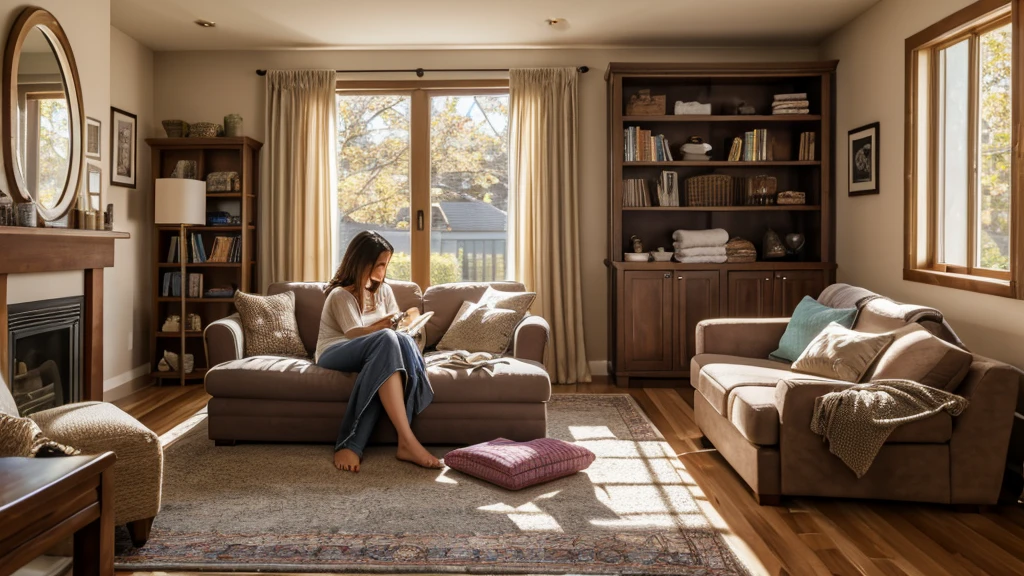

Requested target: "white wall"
[
  {"left": 822, "top": 0, "right": 1024, "bottom": 368},
  {"left": 153, "top": 46, "right": 819, "bottom": 368}
]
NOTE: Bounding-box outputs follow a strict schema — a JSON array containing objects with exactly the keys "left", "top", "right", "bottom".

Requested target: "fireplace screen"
[{"left": 7, "top": 297, "right": 82, "bottom": 416}]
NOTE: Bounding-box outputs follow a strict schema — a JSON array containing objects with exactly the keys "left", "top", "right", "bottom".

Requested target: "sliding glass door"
[{"left": 336, "top": 83, "right": 509, "bottom": 288}]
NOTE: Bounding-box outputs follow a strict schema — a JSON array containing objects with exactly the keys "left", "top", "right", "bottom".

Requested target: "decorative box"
[
  {"left": 206, "top": 171, "right": 239, "bottom": 192},
  {"left": 626, "top": 89, "right": 666, "bottom": 116}
]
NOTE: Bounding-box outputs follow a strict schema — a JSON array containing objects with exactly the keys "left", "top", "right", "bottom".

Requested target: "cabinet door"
[
  {"left": 774, "top": 270, "right": 826, "bottom": 316},
  {"left": 674, "top": 271, "right": 721, "bottom": 371},
  {"left": 622, "top": 271, "right": 674, "bottom": 371},
  {"left": 726, "top": 271, "right": 774, "bottom": 318}
]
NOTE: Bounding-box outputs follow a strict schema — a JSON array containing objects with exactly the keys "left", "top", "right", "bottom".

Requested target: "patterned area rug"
[{"left": 115, "top": 394, "right": 749, "bottom": 575}]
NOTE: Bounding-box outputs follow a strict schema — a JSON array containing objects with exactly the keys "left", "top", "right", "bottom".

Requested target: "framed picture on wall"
[
  {"left": 110, "top": 107, "right": 137, "bottom": 188},
  {"left": 85, "top": 116, "right": 101, "bottom": 160},
  {"left": 848, "top": 122, "right": 879, "bottom": 196},
  {"left": 87, "top": 163, "right": 102, "bottom": 211}
]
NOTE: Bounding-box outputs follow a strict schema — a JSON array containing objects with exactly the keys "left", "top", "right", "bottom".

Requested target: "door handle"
[{"left": 417, "top": 210, "right": 424, "bottom": 231}]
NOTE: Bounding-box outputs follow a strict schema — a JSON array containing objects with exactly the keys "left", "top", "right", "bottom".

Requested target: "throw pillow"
[
  {"left": 867, "top": 324, "right": 973, "bottom": 392},
  {"left": 791, "top": 322, "right": 895, "bottom": 382},
  {"left": 0, "top": 413, "right": 79, "bottom": 457},
  {"left": 437, "top": 301, "right": 521, "bottom": 354},
  {"left": 771, "top": 296, "right": 858, "bottom": 363},
  {"left": 444, "top": 437, "right": 596, "bottom": 491},
  {"left": 478, "top": 286, "right": 536, "bottom": 317},
  {"left": 234, "top": 290, "right": 308, "bottom": 358}
]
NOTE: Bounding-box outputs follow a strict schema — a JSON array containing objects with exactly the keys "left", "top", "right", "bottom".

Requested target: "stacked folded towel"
[
  {"left": 773, "top": 92, "right": 809, "bottom": 115},
  {"left": 672, "top": 228, "right": 729, "bottom": 263},
  {"left": 725, "top": 237, "right": 757, "bottom": 263}
]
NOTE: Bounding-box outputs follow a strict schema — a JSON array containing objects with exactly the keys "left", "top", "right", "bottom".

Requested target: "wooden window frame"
[
  {"left": 905, "top": 0, "right": 1022, "bottom": 298},
  {"left": 335, "top": 79, "right": 509, "bottom": 289}
]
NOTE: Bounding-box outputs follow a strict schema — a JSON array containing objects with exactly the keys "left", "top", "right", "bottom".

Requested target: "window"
[
  {"left": 905, "top": 0, "right": 1020, "bottom": 297},
  {"left": 335, "top": 82, "right": 510, "bottom": 288}
]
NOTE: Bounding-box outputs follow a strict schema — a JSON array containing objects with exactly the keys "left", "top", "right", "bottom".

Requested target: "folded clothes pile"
[
  {"left": 672, "top": 228, "right": 729, "bottom": 263},
  {"left": 725, "top": 237, "right": 757, "bottom": 263}
]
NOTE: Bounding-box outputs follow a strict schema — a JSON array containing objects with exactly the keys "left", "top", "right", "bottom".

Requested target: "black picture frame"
[
  {"left": 85, "top": 116, "right": 101, "bottom": 160},
  {"left": 110, "top": 107, "right": 137, "bottom": 188},
  {"left": 848, "top": 122, "right": 879, "bottom": 196}
]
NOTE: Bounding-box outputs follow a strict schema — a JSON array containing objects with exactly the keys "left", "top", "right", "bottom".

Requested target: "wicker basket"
[
  {"left": 685, "top": 174, "right": 735, "bottom": 206},
  {"left": 188, "top": 122, "right": 223, "bottom": 138},
  {"left": 161, "top": 119, "right": 189, "bottom": 138}
]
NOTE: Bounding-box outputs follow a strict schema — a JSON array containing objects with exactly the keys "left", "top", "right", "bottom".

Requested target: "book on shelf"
[
  {"left": 739, "top": 129, "right": 770, "bottom": 162},
  {"left": 203, "top": 286, "right": 236, "bottom": 299},
  {"left": 187, "top": 273, "right": 204, "bottom": 299},
  {"left": 727, "top": 137, "right": 742, "bottom": 162},
  {"left": 772, "top": 93, "right": 810, "bottom": 115},
  {"left": 798, "top": 132, "right": 816, "bottom": 161},
  {"left": 656, "top": 171, "right": 679, "bottom": 207},
  {"left": 208, "top": 235, "right": 242, "bottom": 263},
  {"left": 623, "top": 127, "right": 672, "bottom": 162},
  {"left": 161, "top": 271, "right": 182, "bottom": 297},
  {"left": 622, "top": 179, "right": 651, "bottom": 207},
  {"left": 166, "top": 233, "right": 211, "bottom": 263}
]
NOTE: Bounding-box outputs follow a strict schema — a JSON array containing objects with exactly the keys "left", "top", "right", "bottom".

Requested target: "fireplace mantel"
[{"left": 0, "top": 227, "right": 130, "bottom": 401}]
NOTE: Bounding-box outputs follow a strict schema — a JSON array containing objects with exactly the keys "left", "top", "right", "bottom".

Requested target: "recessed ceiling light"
[{"left": 194, "top": 19, "right": 216, "bottom": 28}]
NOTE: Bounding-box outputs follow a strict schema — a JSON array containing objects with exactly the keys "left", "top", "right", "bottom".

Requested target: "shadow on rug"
[{"left": 115, "top": 394, "right": 749, "bottom": 575}]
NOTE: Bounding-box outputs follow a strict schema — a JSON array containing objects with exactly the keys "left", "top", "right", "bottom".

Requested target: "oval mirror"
[{"left": 2, "top": 7, "right": 84, "bottom": 222}]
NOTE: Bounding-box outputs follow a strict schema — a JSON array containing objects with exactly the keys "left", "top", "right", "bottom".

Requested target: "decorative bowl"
[
  {"left": 624, "top": 252, "right": 650, "bottom": 262},
  {"left": 162, "top": 119, "right": 189, "bottom": 138},
  {"left": 188, "top": 122, "right": 223, "bottom": 138},
  {"left": 650, "top": 249, "right": 673, "bottom": 262}
]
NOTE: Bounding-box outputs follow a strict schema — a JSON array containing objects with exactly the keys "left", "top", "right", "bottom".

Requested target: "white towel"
[
  {"left": 672, "top": 228, "right": 729, "bottom": 249},
  {"left": 674, "top": 254, "right": 728, "bottom": 264},
  {"left": 673, "top": 245, "right": 727, "bottom": 257}
]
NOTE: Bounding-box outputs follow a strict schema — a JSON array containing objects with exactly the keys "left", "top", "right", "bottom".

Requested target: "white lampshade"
[{"left": 155, "top": 178, "right": 206, "bottom": 225}]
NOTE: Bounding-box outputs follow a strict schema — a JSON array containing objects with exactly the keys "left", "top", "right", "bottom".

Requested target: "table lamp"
[{"left": 155, "top": 178, "right": 205, "bottom": 382}]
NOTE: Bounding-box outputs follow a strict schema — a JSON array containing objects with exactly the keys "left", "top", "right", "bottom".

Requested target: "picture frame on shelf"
[
  {"left": 86, "top": 163, "right": 102, "bottom": 211},
  {"left": 85, "top": 116, "right": 101, "bottom": 160},
  {"left": 848, "top": 122, "right": 879, "bottom": 196},
  {"left": 110, "top": 107, "right": 137, "bottom": 188}
]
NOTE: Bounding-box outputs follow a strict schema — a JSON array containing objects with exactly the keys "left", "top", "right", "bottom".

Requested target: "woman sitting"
[{"left": 315, "top": 231, "right": 441, "bottom": 472}]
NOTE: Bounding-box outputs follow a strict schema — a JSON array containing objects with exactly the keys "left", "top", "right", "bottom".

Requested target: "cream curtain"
[
  {"left": 509, "top": 68, "right": 591, "bottom": 384},
  {"left": 261, "top": 70, "right": 337, "bottom": 290}
]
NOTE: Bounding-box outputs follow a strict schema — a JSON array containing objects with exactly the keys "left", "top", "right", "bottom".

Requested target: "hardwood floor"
[{"left": 114, "top": 380, "right": 1024, "bottom": 576}]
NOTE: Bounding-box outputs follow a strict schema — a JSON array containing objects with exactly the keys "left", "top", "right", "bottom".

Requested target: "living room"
[{"left": 1, "top": 0, "right": 1022, "bottom": 575}]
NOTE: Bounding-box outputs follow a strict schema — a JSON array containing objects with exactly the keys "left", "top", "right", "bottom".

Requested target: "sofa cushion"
[
  {"left": 771, "top": 296, "right": 858, "bottom": 363},
  {"left": 423, "top": 281, "right": 527, "bottom": 348},
  {"left": 234, "top": 290, "right": 308, "bottom": 358},
  {"left": 790, "top": 322, "right": 894, "bottom": 382},
  {"left": 444, "top": 437, "right": 595, "bottom": 490},
  {"left": 867, "top": 324, "right": 973, "bottom": 392},
  {"left": 690, "top": 354, "right": 790, "bottom": 382},
  {"left": 437, "top": 301, "right": 523, "bottom": 354},
  {"left": 697, "top": 360, "right": 826, "bottom": 416},
  {"left": 728, "top": 386, "right": 779, "bottom": 445},
  {"left": 206, "top": 354, "right": 551, "bottom": 404}
]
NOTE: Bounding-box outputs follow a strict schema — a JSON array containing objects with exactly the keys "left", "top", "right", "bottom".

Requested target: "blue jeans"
[{"left": 316, "top": 329, "right": 433, "bottom": 456}]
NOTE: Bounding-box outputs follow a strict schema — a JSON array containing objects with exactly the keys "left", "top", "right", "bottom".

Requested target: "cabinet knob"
[
  {"left": 782, "top": 276, "right": 788, "bottom": 281},
  {"left": 765, "top": 277, "right": 770, "bottom": 281},
  {"left": 677, "top": 276, "right": 683, "bottom": 280},
  {"left": 663, "top": 273, "right": 671, "bottom": 279}
]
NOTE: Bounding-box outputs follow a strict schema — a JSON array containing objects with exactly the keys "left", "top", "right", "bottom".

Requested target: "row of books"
[
  {"left": 624, "top": 127, "right": 674, "bottom": 162},
  {"left": 739, "top": 129, "right": 772, "bottom": 162},
  {"left": 772, "top": 92, "right": 810, "bottom": 115},
  {"left": 166, "top": 234, "right": 243, "bottom": 263},
  {"left": 622, "top": 179, "right": 652, "bottom": 207},
  {"left": 798, "top": 132, "right": 816, "bottom": 161},
  {"left": 161, "top": 272, "right": 204, "bottom": 298}
]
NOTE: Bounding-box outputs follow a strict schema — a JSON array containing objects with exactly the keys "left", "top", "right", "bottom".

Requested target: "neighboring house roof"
[{"left": 437, "top": 201, "right": 506, "bottom": 232}]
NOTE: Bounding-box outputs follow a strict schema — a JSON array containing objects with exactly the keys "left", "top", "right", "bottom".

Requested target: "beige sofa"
[
  {"left": 691, "top": 291, "right": 1021, "bottom": 506},
  {"left": 203, "top": 280, "right": 551, "bottom": 446}
]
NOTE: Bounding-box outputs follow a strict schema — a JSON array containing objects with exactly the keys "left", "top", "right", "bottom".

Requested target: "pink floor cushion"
[{"left": 444, "top": 437, "right": 596, "bottom": 490}]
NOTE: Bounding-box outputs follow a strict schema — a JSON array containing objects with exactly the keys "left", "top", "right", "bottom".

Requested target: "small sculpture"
[
  {"left": 674, "top": 100, "right": 712, "bottom": 115},
  {"left": 163, "top": 351, "right": 195, "bottom": 374},
  {"left": 735, "top": 100, "right": 757, "bottom": 115},
  {"left": 157, "top": 358, "right": 171, "bottom": 372},
  {"left": 784, "top": 233, "right": 806, "bottom": 254},
  {"left": 680, "top": 135, "right": 712, "bottom": 161},
  {"left": 186, "top": 313, "right": 202, "bottom": 331},
  {"left": 651, "top": 247, "right": 673, "bottom": 262},
  {"left": 630, "top": 235, "right": 644, "bottom": 253},
  {"left": 171, "top": 160, "right": 197, "bottom": 179},
  {"left": 763, "top": 228, "right": 786, "bottom": 259},
  {"left": 162, "top": 315, "right": 181, "bottom": 332}
]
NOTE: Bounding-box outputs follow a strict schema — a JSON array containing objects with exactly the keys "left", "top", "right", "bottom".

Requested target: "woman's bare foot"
[
  {"left": 334, "top": 448, "right": 361, "bottom": 472},
  {"left": 396, "top": 440, "right": 443, "bottom": 469}
]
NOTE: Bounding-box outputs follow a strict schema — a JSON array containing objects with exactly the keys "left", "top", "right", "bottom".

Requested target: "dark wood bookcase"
[
  {"left": 146, "top": 137, "right": 262, "bottom": 385},
  {"left": 605, "top": 62, "right": 838, "bottom": 387}
]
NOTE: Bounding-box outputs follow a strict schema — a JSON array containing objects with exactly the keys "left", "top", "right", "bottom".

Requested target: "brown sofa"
[
  {"left": 203, "top": 280, "right": 551, "bottom": 446},
  {"left": 691, "top": 293, "right": 1021, "bottom": 506}
]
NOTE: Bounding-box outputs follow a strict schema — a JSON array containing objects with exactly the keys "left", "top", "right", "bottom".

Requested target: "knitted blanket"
[
  {"left": 810, "top": 379, "right": 968, "bottom": 478},
  {"left": 425, "top": 350, "right": 510, "bottom": 376}
]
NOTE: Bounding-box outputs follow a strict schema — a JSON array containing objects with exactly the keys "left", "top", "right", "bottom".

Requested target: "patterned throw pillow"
[
  {"left": 437, "top": 301, "right": 522, "bottom": 354},
  {"left": 0, "top": 413, "right": 79, "bottom": 457},
  {"left": 234, "top": 290, "right": 308, "bottom": 358},
  {"left": 444, "top": 437, "right": 596, "bottom": 491},
  {"left": 478, "top": 286, "right": 536, "bottom": 316},
  {"left": 791, "top": 322, "right": 895, "bottom": 382},
  {"left": 771, "top": 296, "right": 858, "bottom": 363}
]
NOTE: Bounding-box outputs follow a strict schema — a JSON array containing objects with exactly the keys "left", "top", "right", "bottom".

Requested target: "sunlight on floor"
[{"left": 478, "top": 501, "right": 564, "bottom": 532}]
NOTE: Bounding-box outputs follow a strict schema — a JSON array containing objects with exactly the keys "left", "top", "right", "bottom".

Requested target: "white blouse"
[{"left": 315, "top": 283, "right": 400, "bottom": 362}]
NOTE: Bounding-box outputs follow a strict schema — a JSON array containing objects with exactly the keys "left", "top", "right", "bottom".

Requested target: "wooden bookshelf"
[
  {"left": 605, "top": 61, "right": 838, "bottom": 387},
  {"left": 146, "top": 136, "right": 262, "bottom": 385}
]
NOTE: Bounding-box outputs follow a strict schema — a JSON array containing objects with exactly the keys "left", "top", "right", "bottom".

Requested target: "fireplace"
[{"left": 6, "top": 296, "right": 83, "bottom": 416}]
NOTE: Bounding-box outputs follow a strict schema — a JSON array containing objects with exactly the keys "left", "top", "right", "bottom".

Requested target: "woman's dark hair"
[{"left": 325, "top": 231, "right": 394, "bottom": 306}]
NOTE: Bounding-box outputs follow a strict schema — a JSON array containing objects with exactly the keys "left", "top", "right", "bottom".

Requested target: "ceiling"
[{"left": 110, "top": 0, "right": 879, "bottom": 51}]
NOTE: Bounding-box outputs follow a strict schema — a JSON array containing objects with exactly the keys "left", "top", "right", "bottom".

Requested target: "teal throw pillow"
[{"left": 770, "top": 296, "right": 857, "bottom": 363}]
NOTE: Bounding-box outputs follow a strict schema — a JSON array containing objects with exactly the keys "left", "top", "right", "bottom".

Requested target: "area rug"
[{"left": 115, "top": 394, "right": 749, "bottom": 575}]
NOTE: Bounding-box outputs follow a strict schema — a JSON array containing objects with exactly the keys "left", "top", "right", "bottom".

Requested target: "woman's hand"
[
  {"left": 399, "top": 308, "right": 420, "bottom": 329},
  {"left": 370, "top": 315, "right": 395, "bottom": 332}
]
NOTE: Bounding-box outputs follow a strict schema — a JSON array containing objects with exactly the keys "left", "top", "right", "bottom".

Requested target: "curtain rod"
[{"left": 255, "top": 66, "right": 589, "bottom": 77}]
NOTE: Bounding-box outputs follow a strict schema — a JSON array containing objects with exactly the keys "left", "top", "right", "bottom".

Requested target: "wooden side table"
[{"left": 0, "top": 453, "right": 117, "bottom": 576}]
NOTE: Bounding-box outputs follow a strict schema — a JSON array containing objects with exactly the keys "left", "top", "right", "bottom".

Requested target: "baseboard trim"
[
  {"left": 103, "top": 364, "right": 152, "bottom": 402},
  {"left": 588, "top": 361, "right": 608, "bottom": 376}
]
